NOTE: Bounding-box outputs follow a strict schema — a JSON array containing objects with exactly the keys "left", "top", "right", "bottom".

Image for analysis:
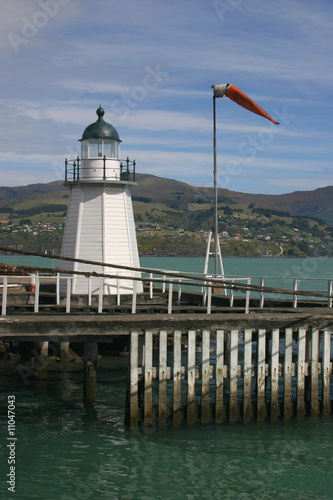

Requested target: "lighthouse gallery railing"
[{"left": 65, "top": 156, "right": 136, "bottom": 182}]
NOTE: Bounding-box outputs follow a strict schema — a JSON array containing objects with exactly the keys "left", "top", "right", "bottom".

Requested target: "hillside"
[
  {"left": 0, "top": 174, "right": 332, "bottom": 258},
  {"left": 132, "top": 175, "right": 333, "bottom": 224},
  {"left": 0, "top": 181, "right": 67, "bottom": 203},
  {"left": 0, "top": 175, "right": 332, "bottom": 224}
]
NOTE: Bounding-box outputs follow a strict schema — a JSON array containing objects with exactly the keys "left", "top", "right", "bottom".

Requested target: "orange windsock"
[{"left": 212, "top": 84, "right": 279, "bottom": 125}]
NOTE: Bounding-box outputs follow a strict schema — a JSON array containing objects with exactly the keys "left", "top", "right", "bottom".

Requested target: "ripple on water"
[{"left": 0, "top": 364, "right": 332, "bottom": 499}]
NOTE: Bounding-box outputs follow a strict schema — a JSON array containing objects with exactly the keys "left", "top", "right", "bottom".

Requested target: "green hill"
[
  {"left": 0, "top": 175, "right": 332, "bottom": 257},
  {"left": 0, "top": 174, "right": 332, "bottom": 224}
]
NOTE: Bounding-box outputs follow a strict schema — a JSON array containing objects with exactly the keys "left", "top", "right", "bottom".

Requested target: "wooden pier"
[
  {"left": 0, "top": 309, "right": 332, "bottom": 426},
  {"left": 1, "top": 266, "right": 333, "bottom": 428}
]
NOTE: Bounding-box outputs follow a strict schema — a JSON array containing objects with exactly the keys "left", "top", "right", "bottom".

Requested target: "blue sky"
[{"left": 0, "top": 0, "right": 332, "bottom": 194}]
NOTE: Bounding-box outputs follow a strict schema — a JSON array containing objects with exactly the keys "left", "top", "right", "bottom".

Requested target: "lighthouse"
[{"left": 61, "top": 106, "right": 142, "bottom": 295}]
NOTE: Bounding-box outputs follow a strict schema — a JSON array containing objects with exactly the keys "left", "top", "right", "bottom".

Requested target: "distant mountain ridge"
[{"left": 0, "top": 174, "right": 332, "bottom": 224}]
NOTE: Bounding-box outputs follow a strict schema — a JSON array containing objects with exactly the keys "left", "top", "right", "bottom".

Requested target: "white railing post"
[
  {"left": 168, "top": 281, "right": 173, "bottom": 314},
  {"left": 328, "top": 280, "right": 332, "bottom": 308},
  {"left": 177, "top": 279, "right": 182, "bottom": 305},
  {"left": 131, "top": 280, "right": 137, "bottom": 314},
  {"left": 245, "top": 278, "right": 251, "bottom": 314},
  {"left": 34, "top": 274, "right": 40, "bottom": 313},
  {"left": 149, "top": 273, "right": 153, "bottom": 299},
  {"left": 229, "top": 278, "right": 234, "bottom": 308},
  {"left": 207, "top": 283, "right": 212, "bottom": 314},
  {"left": 66, "top": 278, "right": 71, "bottom": 313},
  {"left": 98, "top": 277, "right": 103, "bottom": 313},
  {"left": 202, "top": 274, "right": 207, "bottom": 306},
  {"left": 293, "top": 279, "right": 298, "bottom": 308},
  {"left": 259, "top": 278, "right": 264, "bottom": 308},
  {"left": 88, "top": 276, "right": 92, "bottom": 306},
  {"left": 162, "top": 275, "right": 166, "bottom": 293},
  {"left": 56, "top": 273, "right": 60, "bottom": 306},
  {"left": 1, "top": 277, "right": 7, "bottom": 316},
  {"left": 116, "top": 275, "right": 120, "bottom": 306}
]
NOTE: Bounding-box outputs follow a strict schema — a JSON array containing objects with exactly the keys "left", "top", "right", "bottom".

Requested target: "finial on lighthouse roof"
[
  {"left": 96, "top": 105, "right": 105, "bottom": 120},
  {"left": 80, "top": 105, "right": 121, "bottom": 142}
]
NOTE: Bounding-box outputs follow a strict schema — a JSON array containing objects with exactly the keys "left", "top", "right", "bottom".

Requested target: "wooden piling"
[
  {"left": 144, "top": 331, "right": 153, "bottom": 428},
  {"left": 215, "top": 330, "right": 224, "bottom": 424},
  {"left": 173, "top": 330, "right": 182, "bottom": 426},
  {"left": 84, "top": 342, "right": 98, "bottom": 402},
  {"left": 305, "top": 330, "right": 312, "bottom": 405},
  {"left": 158, "top": 330, "right": 167, "bottom": 428},
  {"left": 297, "top": 328, "right": 306, "bottom": 417},
  {"left": 283, "top": 328, "right": 292, "bottom": 419},
  {"left": 187, "top": 330, "right": 196, "bottom": 425},
  {"left": 229, "top": 330, "right": 238, "bottom": 424},
  {"left": 201, "top": 330, "right": 210, "bottom": 423},
  {"left": 310, "top": 328, "right": 319, "bottom": 416},
  {"left": 84, "top": 361, "right": 96, "bottom": 401},
  {"left": 322, "top": 330, "right": 331, "bottom": 416},
  {"left": 270, "top": 328, "right": 279, "bottom": 421},
  {"left": 130, "top": 331, "right": 139, "bottom": 429},
  {"left": 243, "top": 329, "right": 252, "bottom": 424},
  {"left": 257, "top": 329, "right": 266, "bottom": 421},
  {"left": 59, "top": 342, "right": 70, "bottom": 364},
  {"left": 34, "top": 341, "right": 49, "bottom": 380}
]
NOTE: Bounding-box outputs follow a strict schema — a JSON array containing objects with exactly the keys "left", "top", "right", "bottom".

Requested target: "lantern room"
[
  {"left": 65, "top": 106, "right": 135, "bottom": 183},
  {"left": 80, "top": 105, "right": 120, "bottom": 158},
  {"left": 80, "top": 105, "right": 121, "bottom": 180}
]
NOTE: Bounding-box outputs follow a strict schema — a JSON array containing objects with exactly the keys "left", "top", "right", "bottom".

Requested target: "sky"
[{"left": 0, "top": 0, "right": 332, "bottom": 195}]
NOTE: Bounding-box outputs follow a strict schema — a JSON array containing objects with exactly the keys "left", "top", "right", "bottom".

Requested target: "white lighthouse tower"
[{"left": 61, "top": 106, "right": 142, "bottom": 295}]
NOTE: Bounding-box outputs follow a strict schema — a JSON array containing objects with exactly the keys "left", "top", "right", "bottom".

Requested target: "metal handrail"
[{"left": 65, "top": 156, "right": 136, "bottom": 182}]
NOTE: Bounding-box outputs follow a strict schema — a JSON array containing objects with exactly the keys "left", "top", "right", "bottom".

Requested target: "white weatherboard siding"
[
  {"left": 61, "top": 186, "right": 81, "bottom": 269},
  {"left": 61, "top": 183, "right": 142, "bottom": 295}
]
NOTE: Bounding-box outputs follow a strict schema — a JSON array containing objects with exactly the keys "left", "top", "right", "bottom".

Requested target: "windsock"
[{"left": 212, "top": 83, "right": 279, "bottom": 125}]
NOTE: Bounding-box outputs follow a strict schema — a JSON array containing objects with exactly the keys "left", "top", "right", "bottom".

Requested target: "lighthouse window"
[
  {"left": 81, "top": 141, "right": 88, "bottom": 159},
  {"left": 84, "top": 140, "right": 119, "bottom": 158},
  {"left": 103, "top": 142, "right": 112, "bottom": 158},
  {"left": 113, "top": 142, "right": 119, "bottom": 158},
  {"left": 102, "top": 141, "right": 118, "bottom": 158},
  {"left": 89, "top": 142, "right": 99, "bottom": 157}
]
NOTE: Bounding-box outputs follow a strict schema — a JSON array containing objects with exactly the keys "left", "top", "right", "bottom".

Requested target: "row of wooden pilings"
[{"left": 127, "top": 328, "right": 333, "bottom": 428}]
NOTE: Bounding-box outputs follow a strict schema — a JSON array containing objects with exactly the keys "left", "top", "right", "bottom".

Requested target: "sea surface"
[{"left": 0, "top": 256, "right": 333, "bottom": 499}]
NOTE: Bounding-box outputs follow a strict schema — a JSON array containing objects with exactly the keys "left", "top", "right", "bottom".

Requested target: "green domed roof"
[{"left": 80, "top": 106, "right": 121, "bottom": 142}]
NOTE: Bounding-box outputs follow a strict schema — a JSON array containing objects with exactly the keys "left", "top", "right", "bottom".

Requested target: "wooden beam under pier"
[{"left": 1, "top": 311, "right": 333, "bottom": 342}]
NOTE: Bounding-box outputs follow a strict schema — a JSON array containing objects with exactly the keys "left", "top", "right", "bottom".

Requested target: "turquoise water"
[
  {"left": 0, "top": 256, "right": 333, "bottom": 498},
  {"left": 141, "top": 256, "right": 333, "bottom": 281},
  {"left": 0, "top": 255, "right": 58, "bottom": 269},
  {"left": 1, "top": 254, "right": 332, "bottom": 292},
  {"left": 141, "top": 256, "right": 333, "bottom": 299},
  {"left": 0, "top": 366, "right": 332, "bottom": 499},
  {"left": 1, "top": 254, "right": 331, "bottom": 281}
]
